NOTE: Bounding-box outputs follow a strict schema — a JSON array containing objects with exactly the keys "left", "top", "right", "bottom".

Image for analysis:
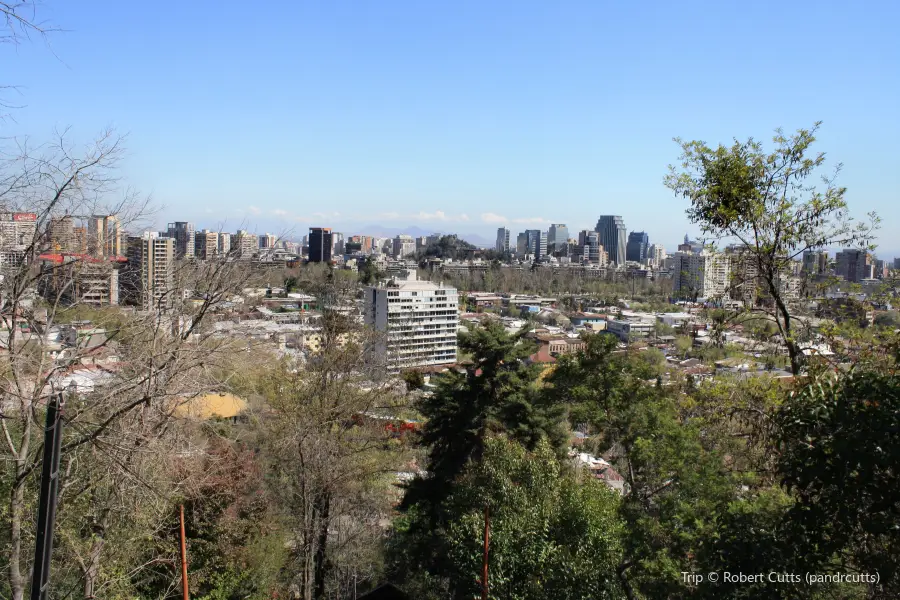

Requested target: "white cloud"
[
  {"left": 512, "top": 216, "right": 547, "bottom": 225},
  {"left": 272, "top": 209, "right": 289, "bottom": 217},
  {"left": 248, "top": 205, "right": 262, "bottom": 216},
  {"left": 481, "top": 212, "right": 508, "bottom": 224}
]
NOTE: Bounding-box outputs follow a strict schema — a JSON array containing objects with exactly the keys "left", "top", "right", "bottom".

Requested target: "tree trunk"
[
  {"left": 9, "top": 480, "right": 26, "bottom": 600},
  {"left": 83, "top": 509, "right": 109, "bottom": 599},
  {"left": 312, "top": 492, "right": 331, "bottom": 600}
]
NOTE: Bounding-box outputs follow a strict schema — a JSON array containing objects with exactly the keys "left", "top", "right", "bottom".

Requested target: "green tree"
[
  {"left": 391, "top": 437, "right": 624, "bottom": 600},
  {"left": 666, "top": 123, "right": 878, "bottom": 374}
]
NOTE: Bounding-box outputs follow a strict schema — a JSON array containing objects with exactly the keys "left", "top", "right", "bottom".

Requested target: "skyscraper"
[
  {"left": 548, "top": 224, "right": 568, "bottom": 253},
  {"left": 258, "top": 233, "right": 277, "bottom": 249},
  {"left": 578, "top": 230, "right": 603, "bottom": 265},
  {"left": 595, "top": 216, "right": 626, "bottom": 266},
  {"left": 309, "top": 227, "right": 334, "bottom": 263},
  {"left": 835, "top": 249, "right": 874, "bottom": 283},
  {"left": 86, "top": 215, "right": 121, "bottom": 258},
  {"left": 524, "top": 229, "right": 548, "bottom": 260},
  {"left": 626, "top": 231, "right": 649, "bottom": 263},
  {"left": 195, "top": 230, "right": 220, "bottom": 259},
  {"left": 232, "top": 230, "right": 257, "bottom": 259},
  {"left": 495, "top": 228, "right": 510, "bottom": 253},
  {"left": 802, "top": 250, "right": 828, "bottom": 275}
]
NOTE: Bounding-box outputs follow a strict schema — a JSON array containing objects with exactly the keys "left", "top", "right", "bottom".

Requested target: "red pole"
[
  {"left": 179, "top": 505, "right": 189, "bottom": 600},
  {"left": 482, "top": 505, "right": 490, "bottom": 600}
]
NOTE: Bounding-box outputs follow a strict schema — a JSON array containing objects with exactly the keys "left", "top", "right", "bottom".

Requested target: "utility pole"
[
  {"left": 180, "top": 505, "right": 190, "bottom": 600},
  {"left": 30, "top": 393, "right": 65, "bottom": 600}
]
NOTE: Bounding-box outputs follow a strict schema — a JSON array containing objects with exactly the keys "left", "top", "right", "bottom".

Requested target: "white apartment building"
[
  {"left": 195, "top": 229, "right": 220, "bottom": 259},
  {"left": 0, "top": 212, "right": 37, "bottom": 267},
  {"left": 126, "top": 232, "right": 175, "bottom": 310},
  {"left": 365, "top": 275, "right": 459, "bottom": 371},
  {"left": 672, "top": 251, "right": 731, "bottom": 300},
  {"left": 647, "top": 244, "right": 666, "bottom": 268}
]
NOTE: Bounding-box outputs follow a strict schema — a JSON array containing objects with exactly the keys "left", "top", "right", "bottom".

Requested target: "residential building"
[
  {"left": 548, "top": 224, "right": 568, "bottom": 253},
  {"left": 391, "top": 235, "right": 415, "bottom": 259},
  {"left": 835, "top": 249, "right": 874, "bottom": 283},
  {"left": 495, "top": 227, "right": 510, "bottom": 253},
  {"left": 595, "top": 216, "right": 626, "bottom": 266},
  {"left": 38, "top": 254, "right": 121, "bottom": 306},
  {"left": 626, "top": 231, "right": 649, "bottom": 263},
  {"left": 49, "top": 216, "right": 76, "bottom": 252},
  {"left": 672, "top": 250, "right": 731, "bottom": 300},
  {"left": 165, "top": 222, "right": 195, "bottom": 259},
  {"left": 577, "top": 230, "right": 605, "bottom": 266},
  {"left": 364, "top": 274, "right": 459, "bottom": 371},
  {"left": 874, "top": 259, "right": 888, "bottom": 279},
  {"left": 124, "top": 232, "right": 175, "bottom": 310},
  {"left": 218, "top": 232, "right": 231, "bottom": 256},
  {"left": 194, "top": 229, "right": 220, "bottom": 259},
  {"left": 307, "top": 227, "right": 334, "bottom": 263},
  {"left": 0, "top": 212, "right": 38, "bottom": 267},
  {"left": 606, "top": 319, "right": 654, "bottom": 342},
  {"left": 233, "top": 230, "right": 257, "bottom": 259},
  {"left": 802, "top": 250, "right": 828, "bottom": 275},
  {"left": 332, "top": 232, "right": 345, "bottom": 255},
  {"left": 648, "top": 244, "right": 666, "bottom": 268},
  {"left": 259, "top": 233, "right": 277, "bottom": 249}
]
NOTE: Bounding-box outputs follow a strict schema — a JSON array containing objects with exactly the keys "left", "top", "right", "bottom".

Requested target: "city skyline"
[{"left": 4, "top": 1, "right": 898, "bottom": 258}]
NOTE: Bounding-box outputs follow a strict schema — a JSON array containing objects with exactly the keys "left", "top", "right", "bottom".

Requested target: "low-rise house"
[{"left": 571, "top": 451, "right": 626, "bottom": 494}]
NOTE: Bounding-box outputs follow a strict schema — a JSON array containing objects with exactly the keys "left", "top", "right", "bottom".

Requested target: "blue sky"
[{"left": 3, "top": 0, "right": 899, "bottom": 255}]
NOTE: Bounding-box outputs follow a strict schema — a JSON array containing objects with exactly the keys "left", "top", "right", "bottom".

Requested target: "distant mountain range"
[{"left": 358, "top": 225, "right": 493, "bottom": 248}]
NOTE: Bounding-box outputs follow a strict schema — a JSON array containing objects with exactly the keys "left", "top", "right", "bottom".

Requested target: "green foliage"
[
  {"left": 392, "top": 437, "right": 623, "bottom": 600},
  {"left": 777, "top": 368, "right": 900, "bottom": 594},
  {"left": 416, "top": 234, "right": 476, "bottom": 261},
  {"left": 400, "top": 369, "right": 426, "bottom": 391},
  {"left": 403, "top": 321, "right": 566, "bottom": 520}
]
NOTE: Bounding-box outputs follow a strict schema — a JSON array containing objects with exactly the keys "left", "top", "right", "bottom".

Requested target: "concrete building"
[
  {"left": 308, "top": 227, "right": 333, "bottom": 263},
  {"left": 648, "top": 244, "right": 666, "bottom": 268},
  {"left": 577, "top": 230, "right": 606, "bottom": 266},
  {"left": 332, "top": 232, "right": 345, "bottom": 256},
  {"left": 165, "top": 222, "right": 195, "bottom": 259},
  {"left": 49, "top": 216, "right": 76, "bottom": 252},
  {"left": 626, "top": 231, "right": 649, "bottom": 263},
  {"left": 218, "top": 232, "right": 231, "bottom": 256},
  {"left": 802, "top": 250, "right": 828, "bottom": 275},
  {"left": 86, "top": 215, "right": 121, "bottom": 258},
  {"left": 124, "top": 232, "right": 176, "bottom": 310},
  {"left": 672, "top": 250, "right": 731, "bottom": 300},
  {"left": 0, "top": 212, "right": 38, "bottom": 267},
  {"left": 258, "top": 233, "right": 277, "bottom": 249},
  {"left": 606, "top": 319, "right": 654, "bottom": 342},
  {"left": 835, "top": 249, "right": 874, "bottom": 283},
  {"left": 365, "top": 274, "right": 459, "bottom": 371},
  {"left": 495, "top": 227, "right": 510, "bottom": 253},
  {"left": 595, "top": 216, "right": 626, "bottom": 266},
  {"left": 548, "top": 224, "right": 568, "bottom": 253},
  {"left": 195, "top": 229, "right": 220, "bottom": 259},
  {"left": 233, "top": 230, "right": 257, "bottom": 259},
  {"left": 392, "top": 235, "right": 415, "bottom": 259}
]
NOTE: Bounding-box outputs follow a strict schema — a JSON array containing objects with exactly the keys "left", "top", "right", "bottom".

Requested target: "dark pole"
[
  {"left": 482, "top": 505, "right": 490, "bottom": 600},
  {"left": 180, "top": 505, "right": 190, "bottom": 600},
  {"left": 30, "top": 393, "right": 65, "bottom": 600}
]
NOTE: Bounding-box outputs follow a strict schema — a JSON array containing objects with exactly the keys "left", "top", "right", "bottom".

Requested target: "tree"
[
  {"left": 665, "top": 123, "right": 878, "bottom": 374},
  {"left": 392, "top": 437, "right": 624, "bottom": 600},
  {"left": 401, "top": 321, "right": 566, "bottom": 522},
  {"left": 400, "top": 369, "right": 425, "bottom": 392}
]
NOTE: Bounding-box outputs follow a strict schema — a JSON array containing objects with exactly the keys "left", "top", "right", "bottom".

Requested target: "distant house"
[
  {"left": 568, "top": 312, "right": 608, "bottom": 327},
  {"left": 571, "top": 451, "right": 626, "bottom": 494},
  {"left": 606, "top": 319, "right": 653, "bottom": 342}
]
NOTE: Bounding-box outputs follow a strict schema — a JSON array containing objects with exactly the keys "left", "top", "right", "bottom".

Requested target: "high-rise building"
[
  {"left": 0, "top": 212, "right": 38, "bottom": 267},
  {"left": 874, "top": 259, "right": 889, "bottom": 279},
  {"left": 672, "top": 250, "right": 731, "bottom": 300},
  {"left": 49, "top": 216, "right": 75, "bottom": 252},
  {"left": 309, "top": 227, "right": 334, "bottom": 263},
  {"left": 165, "top": 222, "right": 195, "bottom": 259},
  {"left": 233, "top": 230, "right": 257, "bottom": 259},
  {"left": 218, "top": 232, "right": 231, "bottom": 256},
  {"left": 595, "top": 216, "right": 627, "bottom": 266},
  {"left": 648, "top": 244, "right": 666, "bottom": 268},
  {"left": 524, "top": 229, "right": 548, "bottom": 260},
  {"left": 548, "top": 224, "right": 568, "bottom": 253},
  {"left": 516, "top": 232, "right": 528, "bottom": 257},
  {"left": 835, "top": 249, "right": 874, "bottom": 283},
  {"left": 894, "top": 257, "right": 900, "bottom": 271},
  {"left": 85, "top": 215, "right": 122, "bottom": 258},
  {"left": 626, "top": 231, "right": 649, "bottom": 263},
  {"left": 124, "top": 232, "right": 176, "bottom": 310},
  {"left": 577, "top": 230, "right": 603, "bottom": 265},
  {"left": 392, "top": 234, "right": 415, "bottom": 259},
  {"left": 332, "top": 232, "right": 345, "bottom": 256},
  {"left": 802, "top": 250, "right": 828, "bottom": 275},
  {"left": 195, "top": 230, "right": 220, "bottom": 260},
  {"left": 495, "top": 228, "right": 510, "bottom": 253},
  {"left": 258, "top": 233, "right": 277, "bottom": 249},
  {"left": 365, "top": 274, "right": 459, "bottom": 371}
]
